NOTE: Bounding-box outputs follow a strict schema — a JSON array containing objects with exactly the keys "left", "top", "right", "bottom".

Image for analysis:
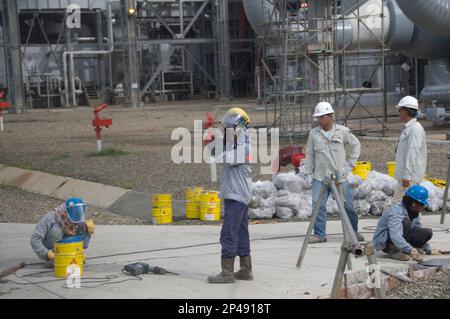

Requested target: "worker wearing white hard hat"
[
  {"left": 299, "top": 102, "right": 363, "bottom": 244},
  {"left": 392, "top": 96, "right": 427, "bottom": 203}
]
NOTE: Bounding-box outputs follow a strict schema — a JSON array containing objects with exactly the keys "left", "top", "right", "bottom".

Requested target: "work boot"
[
  {"left": 308, "top": 235, "right": 327, "bottom": 244},
  {"left": 356, "top": 232, "right": 365, "bottom": 242},
  {"left": 234, "top": 255, "right": 253, "bottom": 281},
  {"left": 207, "top": 257, "right": 235, "bottom": 284},
  {"left": 386, "top": 243, "right": 411, "bottom": 261},
  {"left": 388, "top": 251, "right": 411, "bottom": 261}
]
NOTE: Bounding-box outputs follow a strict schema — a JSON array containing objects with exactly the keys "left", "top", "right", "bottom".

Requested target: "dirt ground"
[
  {"left": 389, "top": 269, "right": 450, "bottom": 299},
  {"left": 1, "top": 98, "right": 449, "bottom": 199}
]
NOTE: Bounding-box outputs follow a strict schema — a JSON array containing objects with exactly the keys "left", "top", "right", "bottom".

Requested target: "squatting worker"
[
  {"left": 373, "top": 185, "right": 441, "bottom": 262},
  {"left": 393, "top": 96, "right": 427, "bottom": 203},
  {"left": 31, "top": 197, "right": 95, "bottom": 267},
  {"left": 207, "top": 107, "right": 253, "bottom": 284},
  {"left": 300, "top": 102, "right": 364, "bottom": 244}
]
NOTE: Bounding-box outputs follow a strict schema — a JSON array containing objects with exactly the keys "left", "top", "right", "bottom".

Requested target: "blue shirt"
[{"left": 372, "top": 203, "right": 431, "bottom": 254}]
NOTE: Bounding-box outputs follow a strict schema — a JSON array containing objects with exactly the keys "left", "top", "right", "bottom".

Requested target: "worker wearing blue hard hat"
[
  {"left": 373, "top": 185, "right": 441, "bottom": 262},
  {"left": 31, "top": 197, "right": 95, "bottom": 267}
]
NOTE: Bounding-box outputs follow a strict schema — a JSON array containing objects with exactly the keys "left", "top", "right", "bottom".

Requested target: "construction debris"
[{"left": 249, "top": 170, "right": 450, "bottom": 221}]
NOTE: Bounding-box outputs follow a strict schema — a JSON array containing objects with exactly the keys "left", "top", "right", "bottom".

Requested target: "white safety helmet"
[
  {"left": 396, "top": 96, "right": 419, "bottom": 110},
  {"left": 313, "top": 102, "right": 335, "bottom": 118}
]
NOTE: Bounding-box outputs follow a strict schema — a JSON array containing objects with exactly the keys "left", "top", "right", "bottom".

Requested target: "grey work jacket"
[
  {"left": 303, "top": 124, "right": 361, "bottom": 183},
  {"left": 30, "top": 211, "right": 91, "bottom": 260},
  {"left": 394, "top": 118, "right": 427, "bottom": 184},
  {"left": 218, "top": 130, "right": 252, "bottom": 205}
]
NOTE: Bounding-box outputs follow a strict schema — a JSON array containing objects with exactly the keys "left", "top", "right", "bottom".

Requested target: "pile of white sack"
[{"left": 249, "top": 170, "right": 450, "bottom": 220}]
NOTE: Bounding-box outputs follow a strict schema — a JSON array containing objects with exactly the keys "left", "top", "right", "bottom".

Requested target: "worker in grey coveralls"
[
  {"left": 300, "top": 102, "right": 364, "bottom": 244},
  {"left": 392, "top": 96, "right": 427, "bottom": 203},
  {"left": 31, "top": 197, "right": 95, "bottom": 266},
  {"left": 207, "top": 107, "right": 253, "bottom": 284},
  {"left": 373, "top": 185, "right": 441, "bottom": 262}
]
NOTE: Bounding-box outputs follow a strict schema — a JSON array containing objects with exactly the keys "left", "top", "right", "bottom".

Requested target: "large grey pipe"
[
  {"left": 396, "top": 0, "right": 450, "bottom": 36},
  {"left": 395, "top": 0, "right": 450, "bottom": 105},
  {"left": 421, "top": 58, "right": 450, "bottom": 104}
]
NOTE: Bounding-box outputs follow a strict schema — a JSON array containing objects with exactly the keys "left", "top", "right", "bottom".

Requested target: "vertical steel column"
[
  {"left": 216, "top": 0, "right": 231, "bottom": 100},
  {"left": 65, "top": 11, "right": 73, "bottom": 106},
  {"left": 97, "top": 9, "right": 106, "bottom": 96},
  {"left": 122, "top": 0, "right": 140, "bottom": 107},
  {"left": 3, "top": 0, "right": 25, "bottom": 113},
  {"left": 440, "top": 152, "right": 450, "bottom": 224}
]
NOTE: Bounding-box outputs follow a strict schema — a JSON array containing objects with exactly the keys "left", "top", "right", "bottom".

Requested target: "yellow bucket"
[
  {"left": 185, "top": 187, "right": 203, "bottom": 199},
  {"left": 387, "top": 162, "right": 396, "bottom": 178},
  {"left": 185, "top": 201, "right": 200, "bottom": 219},
  {"left": 55, "top": 253, "right": 85, "bottom": 278},
  {"left": 352, "top": 161, "right": 371, "bottom": 180},
  {"left": 152, "top": 193, "right": 172, "bottom": 208},
  {"left": 54, "top": 241, "right": 83, "bottom": 255},
  {"left": 200, "top": 202, "right": 221, "bottom": 221},
  {"left": 200, "top": 191, "right": 220, "bottom": 203},
  {"left": 152, "top": 206, "right": 173, "bottom": 224},
  {"left": 185, "top": 187, "right": 203, "bottom": 219}
]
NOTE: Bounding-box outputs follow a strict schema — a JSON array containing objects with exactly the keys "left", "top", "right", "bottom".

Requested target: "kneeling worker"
[
  {"left": 373, "top": 185, "right": 441, "bottom": 262},
  {"left": 31, "top": 197, "right": 95, "bottom": 266}
]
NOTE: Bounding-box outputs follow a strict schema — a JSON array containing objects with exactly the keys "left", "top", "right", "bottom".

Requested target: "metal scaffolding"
[
  {"left": 1, "top": 0, "right": 26, "bottom": 113},
  {"left": 259, "top": 0, "right": 392, "bottom": 137}
]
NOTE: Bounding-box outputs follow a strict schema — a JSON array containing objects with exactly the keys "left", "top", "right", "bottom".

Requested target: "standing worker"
[
  {"left": 300, "top": 102, "right": 364, "bottom": 243},
  {"left": 393, "top": 96, "right": 427, "bottom": 203},
  {"left": 207, "top": 107, "right": 253, "bottom": 284},
  {"left": 31, "top": 197, "right": 95, "bottom": 267},
  {"left": 373, "top": 185, "right": 441, "bottom": 261}
]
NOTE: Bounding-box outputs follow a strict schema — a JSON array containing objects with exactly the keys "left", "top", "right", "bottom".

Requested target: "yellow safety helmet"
[{"left": 221, "top": 107, "right": 250, "bottom": 128}]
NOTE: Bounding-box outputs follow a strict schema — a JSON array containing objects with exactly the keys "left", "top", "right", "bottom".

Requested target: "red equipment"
[
  {"left": 277, "top": 145, "right": 305, "bottom": 172},
  {"left": 92, "top": 104, "right": 112, "bottom": 152},
  {"left": 0, "top": 90, "right": 10, "bottom": 132},
  {"left": 203, "top": 112, "right": 219, "bottom": 145}
]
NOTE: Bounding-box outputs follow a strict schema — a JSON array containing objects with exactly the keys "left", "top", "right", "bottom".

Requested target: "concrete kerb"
[
  {"left": 0, "top": 164, "right": 186, "bottom": 222},
  {"left": 0, "top": 166, "right": 30, "bottom": 185},
  {"left": 51, "top": 178, "right": 128, "bottom": 208}
]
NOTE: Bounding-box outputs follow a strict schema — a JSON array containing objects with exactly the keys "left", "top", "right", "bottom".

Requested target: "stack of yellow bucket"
[
  {"left": 54, "top": 237, "right": 85, "bottom": 278},
  {"left": 387, "top": 162, "right": 396, "bottom": 178},
  {"left": 185, "top": 187, "right": 203, "bottom": 219},
  {"left": 200, "top": 191, "right": 221, "bottom": 221},
  {"left": 352, "top": 161, "right": 372, "bottom": 180},
  {"left": 152, "top": 193, "right": 173, "bottom": 224}
]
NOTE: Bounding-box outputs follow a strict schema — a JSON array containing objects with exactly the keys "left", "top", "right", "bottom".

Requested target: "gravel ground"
[
  {"left": 0, "top": 99, "right": 449, "bottom": 223},
  {"left": 389, "top": 269, "right": 450, "bottom": 299},
  {"left": 1, "top": 99, "right": 448, "bottom": 197}
]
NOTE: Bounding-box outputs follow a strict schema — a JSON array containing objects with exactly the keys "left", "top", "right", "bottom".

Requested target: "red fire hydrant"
[
  {"left": 0, "top": 91, "right": 10, "bottom": 132},
  {"left": 92, "top": 103, "right": 112, "bottom": 152}
]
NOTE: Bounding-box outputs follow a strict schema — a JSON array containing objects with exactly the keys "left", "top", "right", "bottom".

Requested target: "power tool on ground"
[{"left": 122, "top": 262, "right": 179, "bottom": 276}]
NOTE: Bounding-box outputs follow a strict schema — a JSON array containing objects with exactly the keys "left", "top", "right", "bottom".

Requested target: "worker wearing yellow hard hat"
[{"left": 208, "top": 107, "right": 253, "bottom": 284}]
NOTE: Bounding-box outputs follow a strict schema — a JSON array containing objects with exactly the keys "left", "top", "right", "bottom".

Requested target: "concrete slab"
[
  {"left": 108, "top": 191, "right": 152, "bottom": 222},
  {"left": 51, "top": 179, "right": 128, "bottom": 208},
  {"left": 1, "top": 215, "right": 449, "bottom": 299}
]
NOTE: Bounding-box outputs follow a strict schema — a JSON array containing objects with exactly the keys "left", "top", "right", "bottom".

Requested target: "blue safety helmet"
[
  {"left": 405, "top": 185, "right": 429, "bottom": 207},
  {"left": 65, "top": 197, "right": 87, "bottom": 223}
]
